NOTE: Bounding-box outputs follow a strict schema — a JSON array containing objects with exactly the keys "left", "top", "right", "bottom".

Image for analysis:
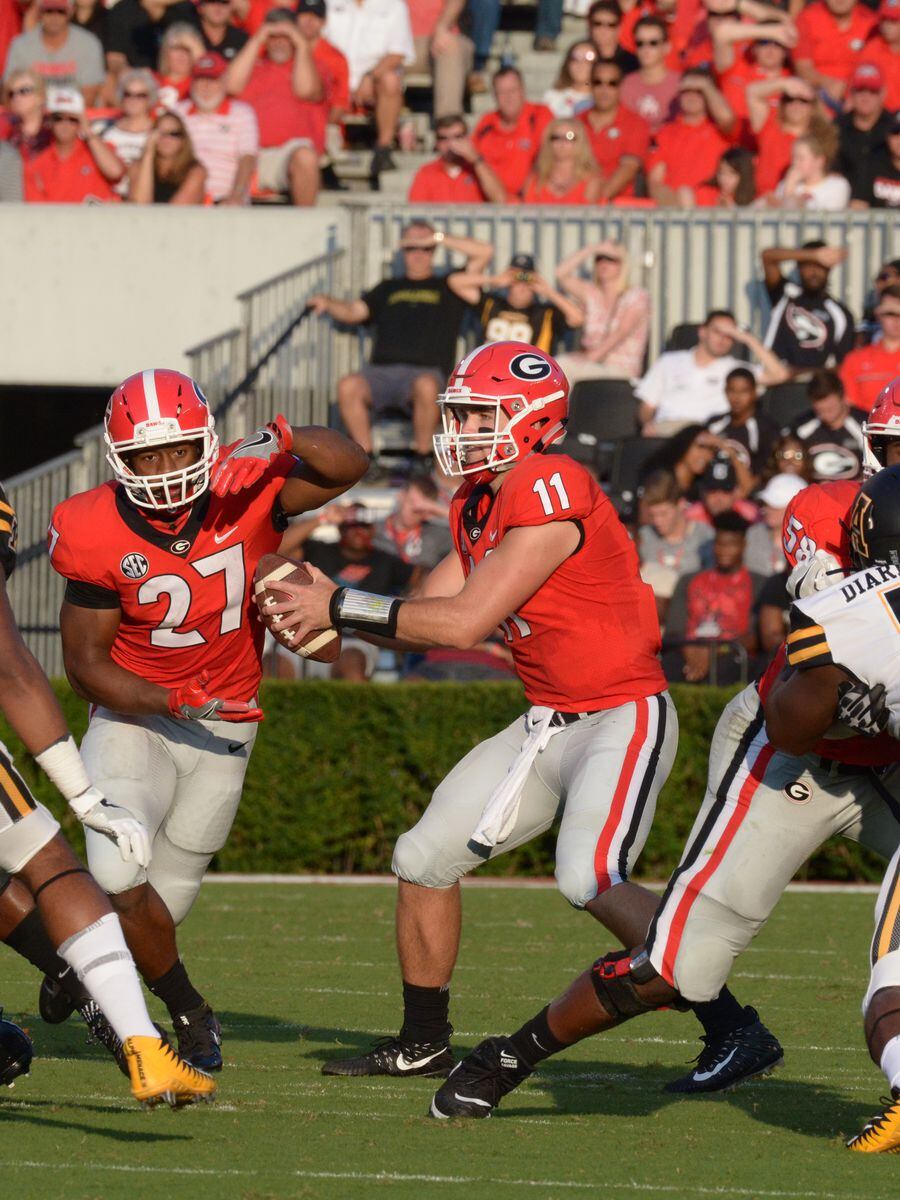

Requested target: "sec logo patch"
[
  {"left": 784, "top": 780, "right": 812, "bottom": 804},
  {"left": 121, "top": 552, "right": 149, "bottom": 580}
]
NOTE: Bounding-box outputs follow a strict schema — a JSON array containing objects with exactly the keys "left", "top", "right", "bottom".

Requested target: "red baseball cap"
[
  {"left": 192, "top": 52, "right": 227, "bottom": 80},
  {"left": 880, "top": 0, "right": 900, "bottom": 18},
  {"left": 850, "top": 62, "right": 885, "bottom": 91}
]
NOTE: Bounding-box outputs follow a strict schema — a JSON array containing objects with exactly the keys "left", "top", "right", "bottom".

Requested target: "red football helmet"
[
  {"left": 104, "top": 369, "right": 218, "bottom": 511},
  {"left": 433, "top": 342, "right": 569, "bottom": 478},
  {"left": 862, "top": 376, "right": 900, "bottom": 477},
  {"left": 781, "top": 479, "right": 858, "bottom": 569}
]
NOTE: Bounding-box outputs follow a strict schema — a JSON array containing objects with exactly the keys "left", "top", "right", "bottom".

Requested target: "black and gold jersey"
[{"left": 0, "top": 484, "right": 17, "bottom": 580}]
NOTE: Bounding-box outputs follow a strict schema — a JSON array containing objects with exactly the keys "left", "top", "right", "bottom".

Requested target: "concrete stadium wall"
[{"left": 0, "top": 205, "right": 349, "bottom": 387}]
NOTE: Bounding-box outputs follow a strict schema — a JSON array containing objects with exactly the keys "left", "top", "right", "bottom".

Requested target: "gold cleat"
[
  {"left": 123, "top": 1035, "right": 217, "bottom": 1109},
  {"left": 847, "top": 1091, "right": 900, "bottom": 1153}
]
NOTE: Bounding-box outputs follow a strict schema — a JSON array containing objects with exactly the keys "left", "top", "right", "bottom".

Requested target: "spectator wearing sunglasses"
[
  {"left": 555, "top": 239, "right": 650, "bottom": 383},
  {"left": 24, "top": 85, "right": 123, "bottom": 201},
  {"left": 4, "top": 0, "right": 104, "bottom": 106},
  {"left": 761, "top": 433, "right": 813, "bottom": 486},
  {"left": 746, "top": 75, "right": 820, "bottom": 195},
  {"left": 97, "top": 68, "right": 157, "bottom": 197},
  {"left": 794, "top": 0, "right": 877, "bottom": 107},
  {"left": 520, "top": 118, "right": 601, "bottom": 203},
  {"left": 129, "top": 110, "right": 206, "bottom": 203},
  {"left": 543, "top": 39, "right": 596, "bottom": 119},
  {"left": 577, "top": 58, "right": 650, "bottom": 201},
  {"left": 586, "top": 1, "right": 637, "bottom": 76},
  {"left": 836, "top": 63, "right": 893, "bottom": 203},
  {"left": 620, "top": 16, "right": 680, "bottom": 133},
  {"left": 713, "top": 17, "right": 794, "bottom": 128},
  {"left": 408, "top": 112, "right": 504, "bottom": 203},
  {"left": 646, "top": 70, "right": 735, "bottom": 206},
  {"left": 1, "top": 69, "right": 51, "bottom": 161}
]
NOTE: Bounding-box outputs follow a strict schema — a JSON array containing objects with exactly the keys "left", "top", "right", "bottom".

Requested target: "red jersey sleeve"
[
  {"left": 49, "top": 485, "right": 121, "bottom": 589},
  {"left": 496, "top": 454, "right": 595, "bottom": 535}
]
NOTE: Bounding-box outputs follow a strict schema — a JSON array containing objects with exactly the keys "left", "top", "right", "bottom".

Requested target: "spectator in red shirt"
[
  {"left": 840, "top": 286, "right": 900, "bottom": 409},
  {"left": 1, "top": 68, "right": 51, "bottom": 160},
  {"left": 471, "top": 66, "right": 552, "bottom": 199},
  {"left": 715, "top": 18, "right": 795, "bottom": 129},
  {"left": 224, "top": 8, "right": 321, "bottom": 205},
  {"left": 794, "top": 0, "right": 878, "bottom": 107},
  {"left": 619, "top": 16, "right": 680, "bottom": 133},
  {"left": 578, "top": 58, "right": 651, "bottom": 201},
  {"left": 408, "top": 112, "right": 504, "bottom": 203},
  {"left": 746, "top": 74, "right": 819, "bottom": 195},
  {"left": 156, "top": 24, "right": 207, "bottom": 110},
  {"left": 646, "top": 70, "right": 734, "bottom": 206},
  {"left": 862, "top": 0, "right": 900, "bottom": 111},
  {"left": 0, "top": 0, "right": 28, "bottom": 78},
  {"left": 521, "top": 117, "right": 601, "bottom": 204},
  {"left": 24, "top": 84, "right": 123, "bottom": 201}
]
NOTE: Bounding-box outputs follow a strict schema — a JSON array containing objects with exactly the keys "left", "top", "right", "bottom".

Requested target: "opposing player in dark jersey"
[
  {"left": 0, "top": 482, "right": 215, "bottom": 1107},
  {"left": 417, "top": 381, "right": 900, "bottom": 1121},
  {"left": 266, "top": 341, "right": 770, "bottom": 1087},
  {"left": 2, "top": 368, "right": 366, "bottom": 1072}
]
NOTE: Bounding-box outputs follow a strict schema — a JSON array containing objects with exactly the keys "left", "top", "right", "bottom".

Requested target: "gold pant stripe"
[
  {"left": 0, "top": 759, "right": 35, "bottom": 820},
  {"left": 876, "top": 856, "right": 900, "bottom": 962}
]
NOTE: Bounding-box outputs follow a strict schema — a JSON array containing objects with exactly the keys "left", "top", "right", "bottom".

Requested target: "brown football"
[{"left": 253, "top": 553, "right": 342, "bottom": 663}]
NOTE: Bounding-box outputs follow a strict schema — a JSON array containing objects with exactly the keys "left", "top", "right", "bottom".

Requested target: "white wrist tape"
[{"left": 34, "top": 735, "right": 92, "bottom": 802}]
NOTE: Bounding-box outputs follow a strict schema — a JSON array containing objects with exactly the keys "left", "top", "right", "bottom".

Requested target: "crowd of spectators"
[{"left": 1, "top": 0, "right": 898, "bottom": 207}]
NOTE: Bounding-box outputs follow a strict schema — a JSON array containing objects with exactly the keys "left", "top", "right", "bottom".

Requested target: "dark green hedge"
[{"left": 1, "top": 682, "right": 884, "bottom": 882}]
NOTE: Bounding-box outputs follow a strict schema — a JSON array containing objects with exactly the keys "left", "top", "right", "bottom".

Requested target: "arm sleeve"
[
  {"left": 47, "top": 501, "right": 114, "bottom": 589},
  {"left": 785, "top": 603, "right": 834, "bottom": 670}
]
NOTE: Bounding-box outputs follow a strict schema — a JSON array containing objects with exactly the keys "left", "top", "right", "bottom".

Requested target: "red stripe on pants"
[
  {"left": 593, "top": 698, "right": 649, "bottom": 893},
  {"left": 660, "top": 740, "right": 776, "bottom": 986}
]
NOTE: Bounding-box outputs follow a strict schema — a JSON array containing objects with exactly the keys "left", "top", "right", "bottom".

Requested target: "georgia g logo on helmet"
[{"left": 509, "top": 352, "right": 553, "bottom": 382}]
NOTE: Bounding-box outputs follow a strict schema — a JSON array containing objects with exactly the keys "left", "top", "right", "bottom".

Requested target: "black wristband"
[{"left": 329, "top": 587, "right": 402, "bottom": 638}]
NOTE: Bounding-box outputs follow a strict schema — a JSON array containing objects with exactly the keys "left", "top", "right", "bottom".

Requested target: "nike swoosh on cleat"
[
  {"left": 430, "top": 1098, "right": 450, "bottom": 1119},
  {"left": 455, "top": 1092, "right": 492, "bottom": 1108},
  {"left": 396, "top": 1048, "right": 447, "bottom": 1072},
  {"left": 692, "top": 1048, "right": 738, "bottom": 1082}
]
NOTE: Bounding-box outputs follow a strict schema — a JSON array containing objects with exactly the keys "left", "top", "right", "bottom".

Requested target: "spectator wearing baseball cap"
[
  {"left": 224, "top": 7, "right": 322, "bottom": 205},
  {"left": 4, "top": 0, "right": 104, "bottom": 106},
  {"left": 793, "top": 0, "right": 878, "bottom": 108},
  {"left": 853, "top": 109, "right": 900, "bottom": 208},
  {"left": 837, "top": 62, "right": 893, "bottom": 201},
  {"left": 407, "top": 112, "right": 505, "bottom": 203},
  {"left": 861, "top": 0, "right": 900, "bottom": 110},
  {"left": 686, "top": 455, "right": 760, "bottom": 529},
  {"left": 752, "top": 472, "right": 808, "bottom": 575},
  {"left": 24, "top": 85, "right": 124, "bottom": 202},
  {"left": 178, "top": 52, "right": 258, "bottom": 203}
]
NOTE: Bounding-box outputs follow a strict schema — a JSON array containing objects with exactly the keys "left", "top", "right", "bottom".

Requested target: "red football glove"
[
  {"left": 211, "top": 414, "right": 293, "bottom": 497},
  {"left": 168, "top": 672, "right": 264, "bottom": 723}
]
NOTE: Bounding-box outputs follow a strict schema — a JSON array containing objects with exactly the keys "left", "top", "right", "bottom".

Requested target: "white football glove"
[
  {"left": 69, "top": 787, "right": 152, "bottom": 869},
  {"left": 786, "top": 550, "right": 845, "bottom": 600}
]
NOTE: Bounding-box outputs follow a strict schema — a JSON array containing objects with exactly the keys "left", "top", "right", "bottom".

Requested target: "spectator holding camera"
[
  {"left": 308, "top": 221, "right": 492, "bottom": 465},
  {"left": 451, "top": 252, "right": 581, "bottom": 354},
  {"left": 4, "top": 0, "right": 104, "bottom": 105},
  {"left": 555, "top": 239, "right": 650, "bottom": 382},
  {"left": 128, "top": 109, "right": 206, "bottom": 203},
  {"left": 761, "top": 241, "right": 855, "bottom": 371},
  {"left": 521, "top": 118, "right": 601, "bottom": 203},
  {"left": 407, "top": 112, "right": 504, "bottom": 203},
  {"left": 179, "top": 51, "right": 258, "bottom": 204},
  {"left": 25, "top": 85, "right": 123, "bottom": 201},
  {"left": 224, "top": 8, "right": 322, "bottom": 206}
]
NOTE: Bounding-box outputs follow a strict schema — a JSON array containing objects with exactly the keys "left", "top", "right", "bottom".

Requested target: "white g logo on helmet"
[{"left": 509, "top": 352, "right": 552, "bottom": 381}]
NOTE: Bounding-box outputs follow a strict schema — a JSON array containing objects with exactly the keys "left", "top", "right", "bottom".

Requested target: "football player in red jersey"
[
  {"left": 20, "top": 368, "right": 367, "bottom": 1071},
  {"left": 419, "top": 378, "right": 900, "bottom": 1120},
  {"left": 0, "top": 482, "right": 215, "bottom": 1107},
  {"left": 268, "top": 341, "right": 768, "bottom": 1085}
]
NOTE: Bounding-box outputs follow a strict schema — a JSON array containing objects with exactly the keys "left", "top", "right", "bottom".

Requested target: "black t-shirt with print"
[
  {"left": 362, "top": 275, "right": 469, "bottom": 375},
  {"left": 763, "top": 278, "right": 855, "bottom": 368},
  {"left": 478, "top": 292, "right": 566, "bottom": 354},
  {"left": 302, "top": 540, "right": 414, "bottom": 596}
]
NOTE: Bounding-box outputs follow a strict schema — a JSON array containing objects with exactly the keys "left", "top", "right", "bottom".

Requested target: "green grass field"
[{"left": 1, "top": 881, "right": 898, "bottom": 1200}]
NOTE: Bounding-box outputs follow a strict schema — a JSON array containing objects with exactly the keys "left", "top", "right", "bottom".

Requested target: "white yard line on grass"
[{"left": 0, "top": 1162, "right": 875, "bottom": 1199}]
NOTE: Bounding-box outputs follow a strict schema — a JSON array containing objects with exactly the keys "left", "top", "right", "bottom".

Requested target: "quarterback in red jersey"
[
  {"left": 42, "top": 368, "right": 366, "bottom": 1070},
  {"left": 269, "top": 341, "right": 763, "bottom": 1083}
]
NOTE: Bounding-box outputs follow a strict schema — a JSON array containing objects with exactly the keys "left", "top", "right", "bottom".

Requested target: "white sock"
[
  {"left": 58, "top": 913, "right": 158, "bottom": 1043},
  {"left": 880, "top": 1035, "right": 900, "bottom": 1093}
]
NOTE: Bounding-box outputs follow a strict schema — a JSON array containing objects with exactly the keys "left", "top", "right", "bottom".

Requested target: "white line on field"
[
  {"left": 0, "top": 1161, "right": 873, "bottom": 1199},
  {"left": 203, "top": 874, "right": 880, "bottom": 894}
]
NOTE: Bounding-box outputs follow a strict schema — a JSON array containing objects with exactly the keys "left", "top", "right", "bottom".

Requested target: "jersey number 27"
[{"left": 140, "top": 544, "right": 245, "bottom": 647}]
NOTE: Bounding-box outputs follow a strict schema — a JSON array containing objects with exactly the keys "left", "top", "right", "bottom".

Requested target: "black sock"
[
  {"left": 508, "top": 1006, "right": 569, "bottom": 1069},
  {"left": 5, "top": 909, "right": 90, "bottom": 1007},
  {"left": 400, "top": 981, "right": 451, "bottom": 1045},
  {"left": 691, "top": 987, "right": 748, "bottom": 1039},
  {"left": 147, "top": 960, "right": 205, "bottom": 1019}
]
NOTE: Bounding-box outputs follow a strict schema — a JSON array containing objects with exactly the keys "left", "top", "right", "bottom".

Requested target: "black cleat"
[
  {"left": 664, "top": 1007, "right": 783, "bottom": 1094},
  {"left": 39, "top": 973, "right": 78, "bottom": 1025},
  {"left": 429, "top": 1037, "right": 532, "bottom": 1118},
  {"left": 322, "top": 1033, "right": 453, "bottom": 1078},
  {"left": 173, "top": 1003, "right": 222, "bottom": 1072},
  {"left": 79, "top": 1000, "right": 129, "bottom": 1076}
]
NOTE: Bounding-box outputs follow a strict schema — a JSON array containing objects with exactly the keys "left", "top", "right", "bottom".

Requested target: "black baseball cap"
[
  {"left": 700, "top": 454, "right": 737, "bottom": 494},
  {"left": 509, "top": 253, "right": 535, "bottom": 273},
  {"left": 295, "top": 0, "right": 326, "bottom": 16}
]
